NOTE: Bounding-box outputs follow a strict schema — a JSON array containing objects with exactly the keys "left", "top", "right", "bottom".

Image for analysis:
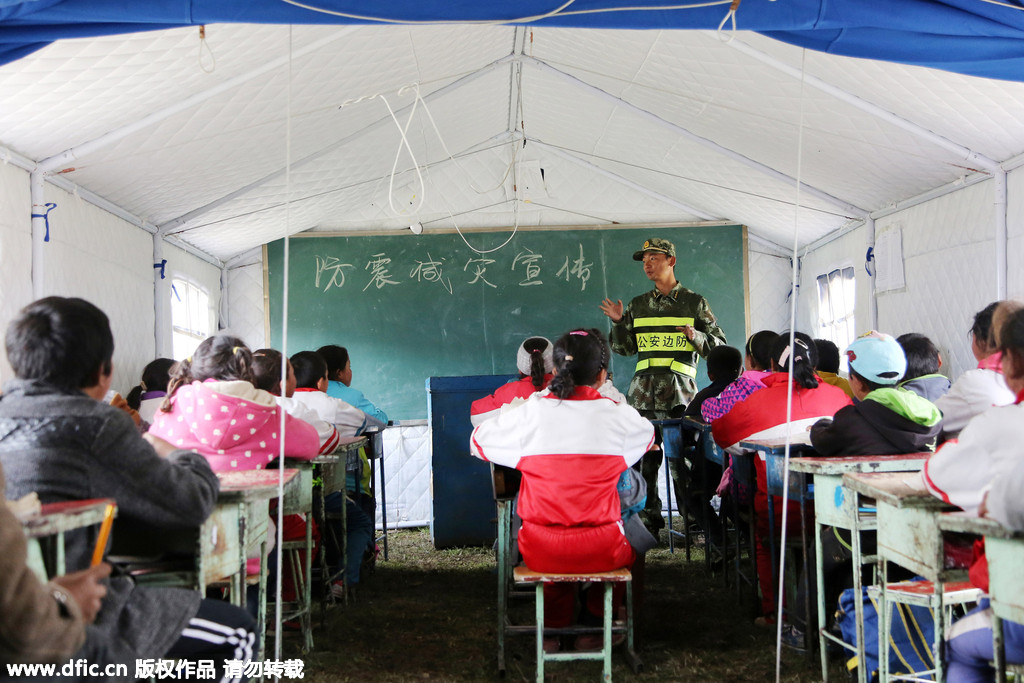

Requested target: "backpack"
[{"left": 836, "top": 585, "right": 936, "bottom": 680}]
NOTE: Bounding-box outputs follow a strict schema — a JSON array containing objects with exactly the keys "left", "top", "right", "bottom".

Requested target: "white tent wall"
[
  {"left": 0, "top": 160, "right": 34, "bottom": 384},
  {"left": 748, "top": 247, "right": 795, "bottom": 335},
  {"left": 223, "top": 260, "right": 268, "bottom": 352},
  {"left": 0, "top": 162, "right": 223, "bottom": 392},
  {"left": 799, "top": 168, "right": 1024, "bottom": 382}
]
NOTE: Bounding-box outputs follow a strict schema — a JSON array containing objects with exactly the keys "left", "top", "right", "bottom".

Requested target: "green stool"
[{"left": 513, "top": 566, "right": 641, "bottom": 682}]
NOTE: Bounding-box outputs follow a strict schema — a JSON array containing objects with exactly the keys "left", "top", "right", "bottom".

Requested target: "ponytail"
[
  {"left": 129, "top": 357, "right": 174, "bottom": 410},
  {"left": 771, "top": 332, "right": 819, "bottom": 390},
  {"left": 161, "top": 335, "right": 254, "bottom": 411},
  {"left": 520, "top": 336, "right": 552, "bottom": 391},
  {"left": 548, "top": 328, "right": 609, "bottom": 399}
]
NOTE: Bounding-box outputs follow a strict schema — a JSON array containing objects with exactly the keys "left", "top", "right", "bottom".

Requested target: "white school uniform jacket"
[
  {"left": 934, "top": 353, "right": 1014, "bottom": 438},
  {"left": 921, "top": 395, "right": 1024, "bottom": 514},
  {"left": 289, "top": 388, "right": 368, "bottom": 437},
  {"left": 470, "top": 386, "right": 654, "bottom": 572},
  {"left": 276, "top": 395, "right": 342, "bottom": 454}
]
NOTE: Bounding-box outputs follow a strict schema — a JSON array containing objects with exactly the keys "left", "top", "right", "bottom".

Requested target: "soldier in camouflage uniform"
[{"left": 599, "top": 237, "right": 727, "bottom": 535}]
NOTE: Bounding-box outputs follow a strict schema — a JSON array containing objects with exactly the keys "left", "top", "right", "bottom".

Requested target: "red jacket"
[
  {"left": 711, "top": 373, "right": 851, "bottom": 500},
  {"left": 470, "top": 374, "right": 553, "bottom": 426}
]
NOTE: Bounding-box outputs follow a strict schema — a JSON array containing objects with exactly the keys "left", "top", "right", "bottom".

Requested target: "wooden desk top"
[
  {"left": 842, "top": 471, "right": 948, "bottom": 509},
  {"left": 312, "top": 435, "right": 367, "bottom": 464},
  {"left": 739, "top": 433, "right": 813, "bottom": 454},
  {"left": 938, "top": 511, "right": 1024, "bottom": 540},
  {"left": 789, "top": 453, "right": 928, "bottom": 476},
  {"left": 21, "top": 498, "right": 116, "bottom": 539},
  {"left": 216, "top": 468, "right": 298, "bottom": 502}
]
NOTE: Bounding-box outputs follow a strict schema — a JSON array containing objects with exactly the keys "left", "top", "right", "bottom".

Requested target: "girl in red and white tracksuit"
[
  {"left": 470, "top": 328, "right": 655, "bottom": 629},
  {"left": 712, "top": 332, "right": 851, "bottom": 619},
  {"left": 470, "top": 336, "right": 555, "bottom": 426}
]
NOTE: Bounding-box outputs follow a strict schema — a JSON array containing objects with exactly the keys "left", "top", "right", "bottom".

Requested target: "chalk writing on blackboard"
[
  {"left": 364, "top": 253, "right": 399, "bottom": 291},
  {"left": 315, "top": 256, "right": 354, "bottom": 292},
  {"left": 464, "top": 257, "right": 497, "bottom": 289},
  {"left": 410, "top": 252, "right": 453, "bottom": 295},
  {"left": 556, "top": 244, "right": 592, "bottom": 291},
  {"left": 512, "top": 248, "right": 543, "bottom": 287},
  {"left": 315, "top": 242, "right": 598, "bottom": 295}
]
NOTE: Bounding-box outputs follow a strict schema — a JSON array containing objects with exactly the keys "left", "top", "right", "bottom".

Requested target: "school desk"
[
  {"left": 280, "top": 459, "right": 316, "bottom": 652},
  {"left": 216, "top": 467, "right": 300, "bottom": 660},
  {"left": 361, "top": 424, "right": 389, "bottom": 560},
  {"left": 739, "top": 435, "right": 815, "bottom": 646},
  {"left": 938, "top": 511, "right": 1024, "bottom": 683},
  {"left": 788, "top": 454, "right": 928, "bottom": 683},
  {"left": 843, "top": 471, "right": 979, "bottom": 683},
  {"left": 311, "top": 434, "right": 366, "bottom": 615},
  {"left": 20, "top": 498, "right": 117, "bottom": 581}
]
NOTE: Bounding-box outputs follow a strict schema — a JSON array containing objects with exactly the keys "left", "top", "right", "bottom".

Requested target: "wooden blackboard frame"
[{"left": 264, "top": 223, "right": 748, "bottom": 419}]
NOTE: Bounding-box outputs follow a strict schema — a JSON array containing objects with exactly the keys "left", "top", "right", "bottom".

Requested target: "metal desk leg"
[
  {"left": 817, "top": 520, "right": 829, "bottom": 681},
  {"left": 665, "top": 457, "right": 675, "bottom": 553},
  {"left": 497, "top": 500, "right": 508, "bottom": 674},
  {"left": 994, "top": 610, "right": 1007, "bottom": 683},
  {"left": 852, "top": 508, "right": 868, "bottom": 683},
  {"left": 379, "top": 446, "right": 388, "bottom": 561}
]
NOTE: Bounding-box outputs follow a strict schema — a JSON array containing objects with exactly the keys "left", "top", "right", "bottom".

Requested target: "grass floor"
[{"left": 281, "top": 526, "right": 849, "bottom": 682}]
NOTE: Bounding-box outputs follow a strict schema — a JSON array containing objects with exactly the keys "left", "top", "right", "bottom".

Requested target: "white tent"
[{"left": 3, "top": 22, "right": 1024, "bottom": 501}]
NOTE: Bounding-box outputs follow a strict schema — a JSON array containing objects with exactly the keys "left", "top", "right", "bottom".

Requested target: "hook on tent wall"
[{"left": 198, "top": 25, "right": 216, "bottom": 73}]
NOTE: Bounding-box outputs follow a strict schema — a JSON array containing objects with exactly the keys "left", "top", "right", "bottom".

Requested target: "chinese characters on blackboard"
[{"left": 314, "top": 243, "right": 593, "bottom": 294}]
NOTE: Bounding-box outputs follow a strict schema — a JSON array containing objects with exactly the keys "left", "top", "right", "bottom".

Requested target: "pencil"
[{"left": 91, "top": 503, "right": 116, "bottom": 567}]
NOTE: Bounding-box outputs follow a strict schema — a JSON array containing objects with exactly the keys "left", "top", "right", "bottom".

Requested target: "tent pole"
[
  {"left": 866, "top": 217, "right": 877, "bottom": 330},
  {"left": 995, "top": 170, "right": 1008, "bottom": 300},
  {"left": 153, "top": 238, "right": 170, "bottom": 358},
  {"left": 29, "top": 169, "right": 46, "bottom": 299}
]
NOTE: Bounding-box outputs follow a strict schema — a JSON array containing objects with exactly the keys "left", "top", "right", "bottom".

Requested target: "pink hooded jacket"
[{"left": 149, "top": 379, "right": 320, "bottom": 471}]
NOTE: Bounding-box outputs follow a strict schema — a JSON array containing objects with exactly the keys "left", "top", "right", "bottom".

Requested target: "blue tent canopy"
[{"left": 4, "top": 0, "right": 1024, "bottom": 81}]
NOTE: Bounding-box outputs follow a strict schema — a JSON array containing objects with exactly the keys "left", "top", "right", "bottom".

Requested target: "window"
[
  {"left": 171, "top": 279, "right": 211, "bottom": 360},
  {"left": 816, "top": 267, "right": 856, "bottom": 360}
]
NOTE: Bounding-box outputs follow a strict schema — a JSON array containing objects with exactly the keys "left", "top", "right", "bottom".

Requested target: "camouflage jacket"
[{"left": 609, "top": 281, "right": 727, "bottom": 414}]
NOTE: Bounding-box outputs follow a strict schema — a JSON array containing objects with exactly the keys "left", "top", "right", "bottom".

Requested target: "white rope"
[{"left": 775, "top": 47, "right": 808, "bottom": 683}]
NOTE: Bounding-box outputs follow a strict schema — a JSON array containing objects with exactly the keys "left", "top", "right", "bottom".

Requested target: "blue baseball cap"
[{"left": 845, "top": 331, "right": 906, "bottom": 385}]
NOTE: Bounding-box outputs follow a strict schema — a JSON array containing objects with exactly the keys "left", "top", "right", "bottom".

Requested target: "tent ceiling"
[{"left": 3, "top": 22, "right": 1024, "bottom": 263}]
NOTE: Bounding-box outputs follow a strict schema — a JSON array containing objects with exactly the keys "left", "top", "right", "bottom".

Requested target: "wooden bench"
[{"left": 512, "top": 566, "right": 641, "bottom": 682}]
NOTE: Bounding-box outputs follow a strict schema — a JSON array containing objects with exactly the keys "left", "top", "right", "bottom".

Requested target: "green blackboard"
[{"left": 266, "top": 225, "right": 747, "bottom": 419}]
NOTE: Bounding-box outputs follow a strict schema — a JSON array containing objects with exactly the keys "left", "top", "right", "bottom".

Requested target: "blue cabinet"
[{"left": 427, "top": 375, "right": 516, "bottom": 548}]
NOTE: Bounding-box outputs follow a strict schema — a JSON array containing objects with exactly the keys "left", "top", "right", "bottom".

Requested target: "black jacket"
[{"left": 810, "top": 390, "right": 942, "bottom": 456}]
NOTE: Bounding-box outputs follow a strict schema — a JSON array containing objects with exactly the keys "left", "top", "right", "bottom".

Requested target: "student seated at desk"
[
  {"left": 932, "top": 305, "right": 1024, "bottom": 682},
  {"left": 811, "top": 331, "right": 942, "bottom": 457},
  {"left": 290, "top": 350, "right": 372, "bottom": 436},
  {"left": 149, "top": 335, "right": 321, "bottom": 583},
  {"left": 934, "top": 301, "right": 1015, "bottom": 441},
  {"left": 251, "top": 349, "right": 373, "bottom": 600},
  {"left": 0, "top": 297, "right": 256, "bottom": 681},
  {"left": 813, "top": 338, "right": 854, "bottom": 399},
  {"left": 896, "top": 332, "right": 951, "bottom": 401},
  {"left": 470, "top": 328, "right": 654, "bottom": 653},
  {"left": 1, "top": 463, "right": 110, "bottom": 670},
  {"left": 317, "top": 344, "right": 389, "bottom": 427},
  {"left": 470, "top": 336, "right": 554, "bottom": 426},
  {"left": 701, "top": 330, "right": 777, "bottom": 422},
  {"left": 800, "top": 332, "right": 941, "bottom": 647},
  {"left": 125, "top": 357, "right": 175, "bottom": 425},
  {"left": 711, "top": 332, "right": 851, "bottom": 624}
]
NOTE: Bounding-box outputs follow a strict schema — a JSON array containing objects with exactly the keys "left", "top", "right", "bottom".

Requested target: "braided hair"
[
  {"left": 162, "top": 334, "right": 254, "bottom": 412},
  {"left": 548, "top": 328, "right": 609, "bottom": 399},
  {"left": 521, "top": 336, "right": 551, "bottom": 390}
]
